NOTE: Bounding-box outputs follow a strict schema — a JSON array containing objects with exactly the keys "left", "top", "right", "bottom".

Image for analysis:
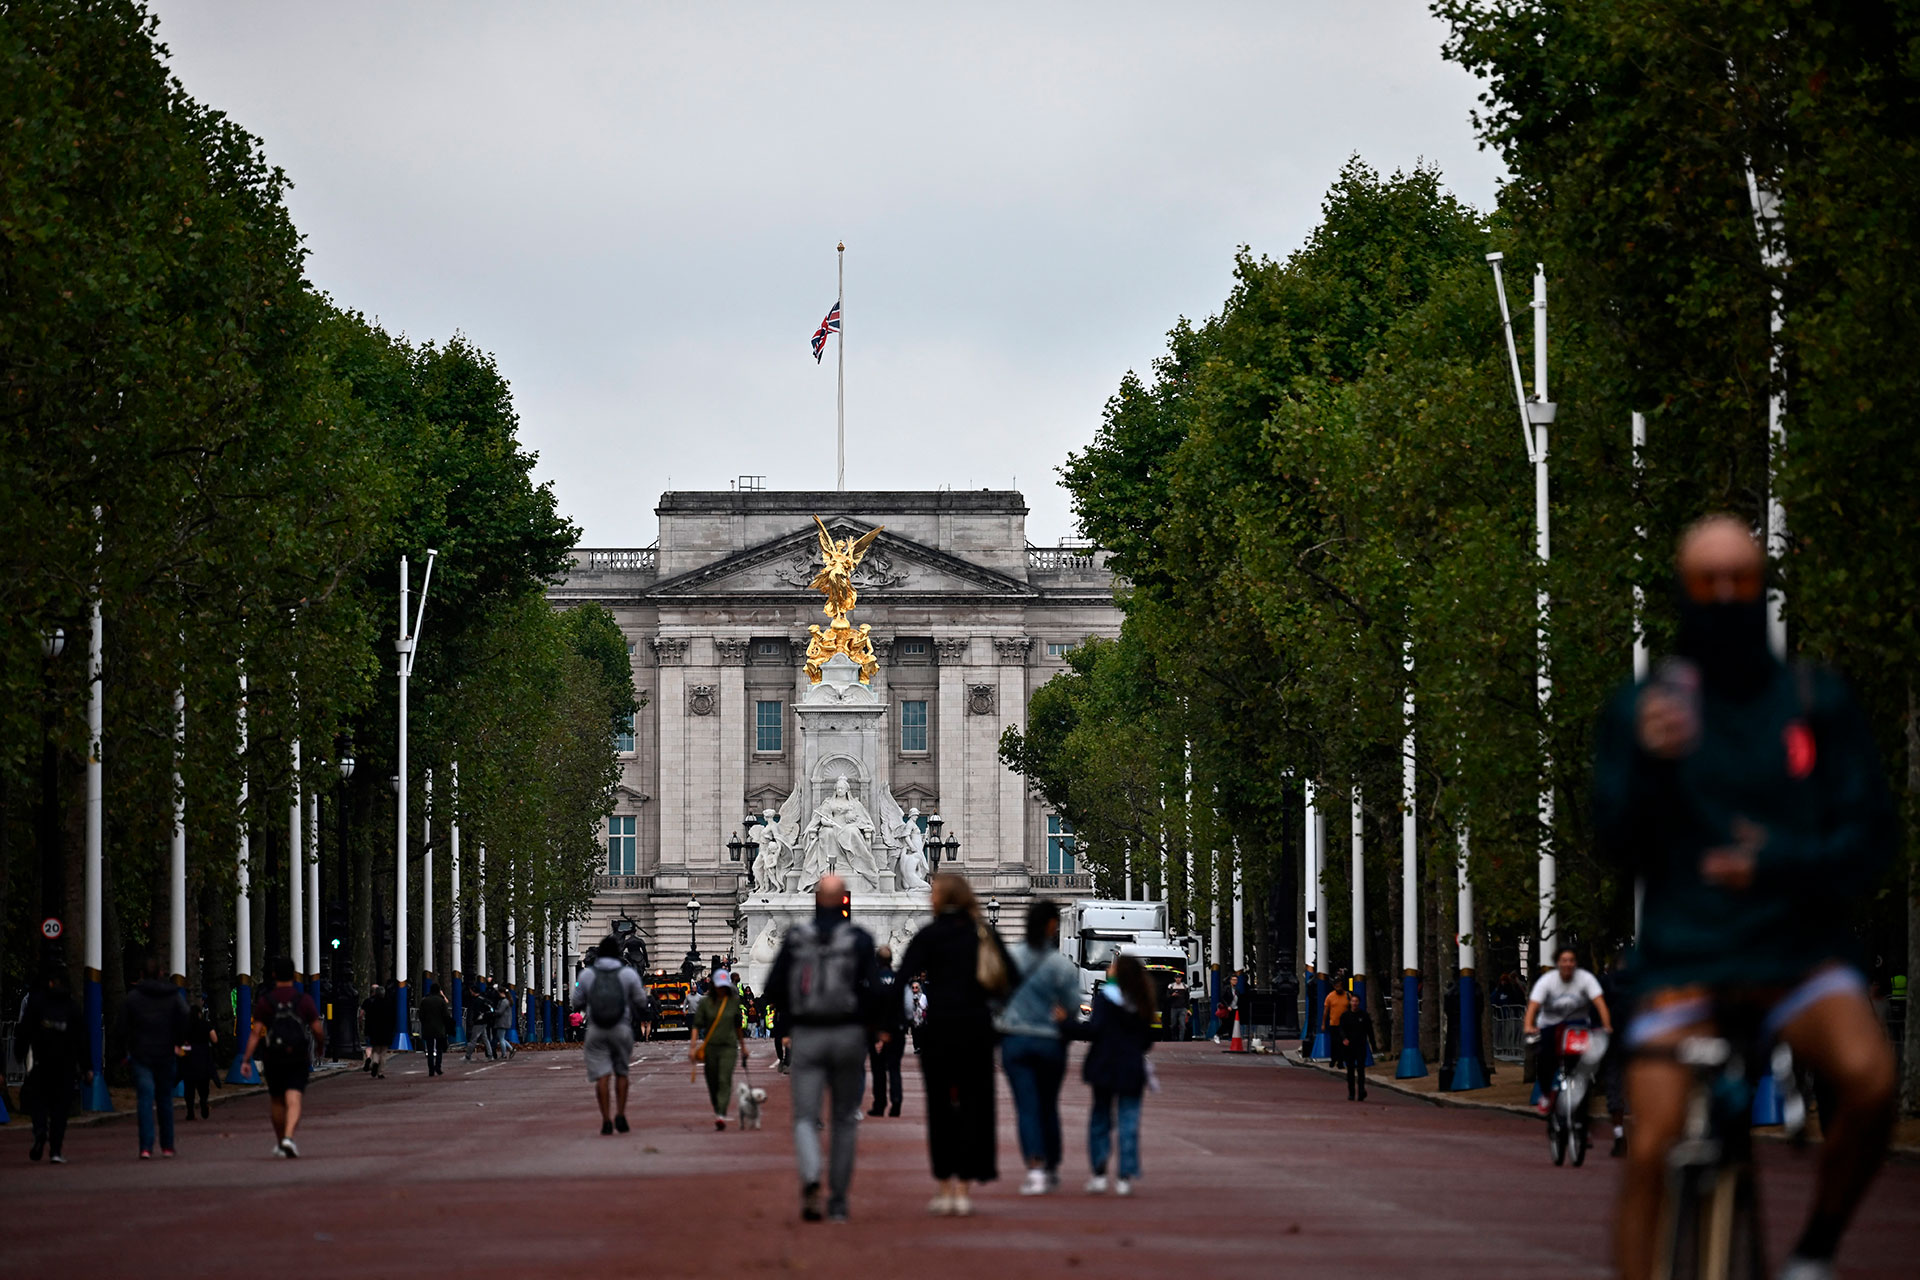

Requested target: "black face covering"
[{"left": 1675, "top": 593, "right": 1773, "bottom": 695}]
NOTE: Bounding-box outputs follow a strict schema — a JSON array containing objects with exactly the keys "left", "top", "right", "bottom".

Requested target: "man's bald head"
[
  {"left": 815, "top": 874, "right": 847, "bottom": 910},
  {"left": 1677, "top": 515, "right": 1764, "bottom": 603}
]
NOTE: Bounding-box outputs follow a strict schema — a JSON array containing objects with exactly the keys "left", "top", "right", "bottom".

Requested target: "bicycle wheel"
[
  {"left": 1549, "top": 1112, "right": 1567, "bottom": 1166},
  {"left": 1571, "top": 1117, "right": 1589, "bottom": 1167}
]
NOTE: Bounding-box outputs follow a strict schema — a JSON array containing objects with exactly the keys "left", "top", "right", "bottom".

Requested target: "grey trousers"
[{"left": 788, "top": 1023, "right": 868, "bottom": 1198}]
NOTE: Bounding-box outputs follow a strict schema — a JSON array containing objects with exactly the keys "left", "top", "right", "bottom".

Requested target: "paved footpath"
[{"left": 2, "top": 1041, "right": 1915, "bottom": 1278}]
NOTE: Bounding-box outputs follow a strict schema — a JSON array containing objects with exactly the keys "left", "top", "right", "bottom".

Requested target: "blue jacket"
[{"left": 995, "top": 941, "right": 1081, "bottom": 1041}]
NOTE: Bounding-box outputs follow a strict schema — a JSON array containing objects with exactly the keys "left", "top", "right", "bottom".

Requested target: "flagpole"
[{"left": 836, "top": 241, "right": 845, "bottom": 492}]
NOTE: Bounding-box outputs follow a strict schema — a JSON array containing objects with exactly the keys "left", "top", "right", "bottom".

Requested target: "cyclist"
[
  {"left": 1522, "top": 945, "right": 1613, "bottom": 1113},
  {"left": 1595, "top": 516, "right": 1898, "bottom": 1280}
]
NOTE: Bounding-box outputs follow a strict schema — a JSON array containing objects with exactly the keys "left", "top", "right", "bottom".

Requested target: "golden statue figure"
[{"left": 803, "top": 516, "right": 884, "bottom": 684}]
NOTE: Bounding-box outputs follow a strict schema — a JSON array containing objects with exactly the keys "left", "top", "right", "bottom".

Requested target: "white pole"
[
  {"left": 1208, "top": 853, "right": 1220, "bottom": 977},
  {"left": 837, "top": 241, "right": 845, "bottom": 492},
  {"left": 450, "top": 761, "right": 462, "bottom": 979},
  {"left": 1350, "top": 786, "right": 1366, "bottom": 982},
  {"left": 170, "top": 683, "right": 186, "bottom": 983},
  {"left": 1456, "top": 829, "right": 1475, "bottom": 974},
  {"left": 1533, "top": 263, "right": 1555, "bottom": 967},
  {"left": 1743, "top": 168, "right": 1789, "bottom": 658},
  {"left": 306, "top": 787, "right": 320, "bottom": 989},
  {"left": 1231, "top": 839, "right": 1245, "bottom": 972},
  {"left": 1314, "top": 792, "right": 1329, "bottom": 981},
  {"left": 1631, "top": 411, "right": 1650, "bottom": 683},
  {"left": 1401, "top": 644, "right": 1417, "bottom": 983},
  {"left": 236, "top": 673, "right": 250, "bottom": 980},
  {"left": 289, "top": 731, "right": 304, "bottom": 980},
  {"left": 422, "top": 767, "right": 434, "bottom": 983},
  {"left": 477, "top": 842, "right": 488, "bottom": 979},
  {"left": 84, "top": 596, "right": 103, "bottom": 976},
  {"left": 396, "top": 555, "right": 410, "bottom": 992},
  {"left": 1304, "top": 780, "right": 1319, "bottom": 977}
]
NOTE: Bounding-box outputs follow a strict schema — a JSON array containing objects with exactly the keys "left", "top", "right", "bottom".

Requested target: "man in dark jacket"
[
  {"left": 359, "top": 983, "right": 394, "bottom": 1078},
  {"left": 14, "top": 967, "right": 90, "bottom": 1162},
  {"left": 866, "top": 945, "right": 908, "bottom": 1118},
  {"left": 119, "top": 957, "right": 190, "bottom": 1158},
  {"left": 418, "top": 982, "right": 453, "bottom": 1076},
  {"left": 1337, "top": 1000, "right": 1374, "bottom": 1101},
  {"left": 464, "top": 981, "right": 495, "bottom": 1061},
  {"left": 1596, "top": 517, "right": 1899, "bottom": 1280}
]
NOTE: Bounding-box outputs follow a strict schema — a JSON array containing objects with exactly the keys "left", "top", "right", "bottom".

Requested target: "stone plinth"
[{"left": 739, "top": 889, "right": 931, "bottom": 995}]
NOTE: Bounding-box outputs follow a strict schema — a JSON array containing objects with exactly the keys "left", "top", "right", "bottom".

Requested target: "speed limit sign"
[{"left": 40, "top": 917, "right": 62, "bottom": 940}]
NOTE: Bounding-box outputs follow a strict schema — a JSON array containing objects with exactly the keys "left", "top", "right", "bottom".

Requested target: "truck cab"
[{"left": 1060, "top": 899, "right": 1192, "bottom": 1038}]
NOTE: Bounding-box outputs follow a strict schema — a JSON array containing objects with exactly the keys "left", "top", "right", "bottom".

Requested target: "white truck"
[{"left": 1059, "top": 899, "right": 1196, "bottom": 1037}]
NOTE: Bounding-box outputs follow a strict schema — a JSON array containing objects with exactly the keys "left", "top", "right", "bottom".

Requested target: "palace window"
[
  {"left": 1046, "top": 814, "right": 1076, "bottom": 874},
  {"left": 755, "top": 700, "right": 783, "bottom": 753},
  {"left": 1045, "top": 641, "right": 1078, "bottom": 658},
  {"left": 900, "top": 700, "right": 928, "bottom": 753},
  {"left": 607, "top": 815, "right": 637, "bottom": 875},
  {"left": 614, "top": 710, "right": 635, "bottom": 754}
]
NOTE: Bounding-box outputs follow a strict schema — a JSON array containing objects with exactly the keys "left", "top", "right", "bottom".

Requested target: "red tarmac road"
[{"left": 3, "top": 1040, "right": 1916, "bottom": 1278}]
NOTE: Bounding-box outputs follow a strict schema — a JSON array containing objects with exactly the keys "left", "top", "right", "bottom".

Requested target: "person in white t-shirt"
[{"left": 1524, "top": 946, "right": 1614, "bottom": 1110}]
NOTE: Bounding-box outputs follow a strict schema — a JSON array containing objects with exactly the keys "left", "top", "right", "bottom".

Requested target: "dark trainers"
[
  {"left": 614, "top": 1114, "right": 630, "bottom": 1133},
  {"left": 827, "top": 1197, "right": 849, "bottom": 1222},
  {"left": 30, "top": 1140, "right": 44, "bottom": 1162},
  {"left": 801, "top": 1182, "right": 824, "bottom": 1221},
  {"left": 601, "top": 1120, "right": 614, "bottom": 1136}
]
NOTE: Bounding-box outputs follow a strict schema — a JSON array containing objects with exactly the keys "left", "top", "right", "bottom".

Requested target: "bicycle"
[
  {"left": 1652, "top": 1031, "right": 1803, "bottom": 1280},
  {"left": 1543, "top": 1023, "right": 1609, "bottom": 1167}
]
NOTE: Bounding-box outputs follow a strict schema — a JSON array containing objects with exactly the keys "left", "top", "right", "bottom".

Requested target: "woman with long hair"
[
  {"left": 1078, "top": 952, "right": 1157, "bottom": 1196},
  {"left": 898, "top": 871, "right": 1012, "bottom": 1216}
]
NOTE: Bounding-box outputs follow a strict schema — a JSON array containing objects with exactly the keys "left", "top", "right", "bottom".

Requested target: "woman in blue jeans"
[
  {"left": 1077, "top": 953, "right": 1156, "bottom": 1196},
  {"left": 996, "top": 899, "right": 1083, "bottom": 1196}
]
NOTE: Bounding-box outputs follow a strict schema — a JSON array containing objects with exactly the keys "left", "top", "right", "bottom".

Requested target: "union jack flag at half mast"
[{"left": 810, "top": 299, "right": 841, "bottom": 363}]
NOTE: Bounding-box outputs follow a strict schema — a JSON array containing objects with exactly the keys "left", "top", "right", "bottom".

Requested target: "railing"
[
  {"left": 593, "top": 873, "right": 656, "bottom": 892},
  {"left": 580, "top": 548, "right": 657, "bottom": 573},
  {"left": 1027, "top": 547, "right": 1100, "bottom": 573},
  {"left": 1490, "top": 1003, "right": 1527, "bottom": 1061},
  {"left": 1030, "top": 872, "right": 1094, "bottom": 891}
]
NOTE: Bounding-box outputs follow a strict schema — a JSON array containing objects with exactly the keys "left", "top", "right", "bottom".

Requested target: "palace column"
[
  {"left": 934, "top": 636, "right": 970, "bottom": 862},
  {"left": 651, "top": 636, "right": 690, "bottom": 865},
  {"left": 716, "top": 637, "right": 749, "bottom": 871},
  {"left": 992, "top": 636, "right": 1032, "bottom": 880}
]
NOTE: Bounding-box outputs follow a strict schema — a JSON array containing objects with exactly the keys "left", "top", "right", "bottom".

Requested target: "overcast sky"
[{"left": 148, "top": 2, "right": 1504, "bottom": 548}]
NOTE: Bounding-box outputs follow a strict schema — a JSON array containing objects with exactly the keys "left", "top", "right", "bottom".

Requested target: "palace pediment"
[{"left": 645, "top": 519, "right": 1036, "bottom": 603}]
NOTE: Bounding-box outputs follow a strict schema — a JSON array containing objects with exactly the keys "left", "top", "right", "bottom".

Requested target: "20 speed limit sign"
[{"left": 40, "top": 917, "right": 62, "bottom": 940}]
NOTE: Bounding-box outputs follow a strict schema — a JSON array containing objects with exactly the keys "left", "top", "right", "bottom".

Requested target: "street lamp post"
[
  {"left": 393, "top": 549, "right": 438, "bottom": 1053},
  {"left": 38, "top": 629, "right": 67, "bottom": 968},
  {"left": 686, "top": 896, "right": 701, "bottom": 977},
  {"left": 328, "top": 755, "right": 355, "bottom": 1059},
  {"left": 987, "top": 897, "right": 1000, "bottom": 928},
  {"left": 1489, "top": 253, "right": 1558, "bottom": 966}
]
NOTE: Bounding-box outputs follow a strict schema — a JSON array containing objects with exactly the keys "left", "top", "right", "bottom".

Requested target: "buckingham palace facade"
[{"left": 547, "top": 489, "right": 1122, "bottom": 964}]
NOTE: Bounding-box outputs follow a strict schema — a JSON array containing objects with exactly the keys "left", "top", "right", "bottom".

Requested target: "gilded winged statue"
[{"left": 809, "top": 516, "right": 883, "bottom": 623}]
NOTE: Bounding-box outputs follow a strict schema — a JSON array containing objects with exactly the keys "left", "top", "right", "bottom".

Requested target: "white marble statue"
[
  {"left": 801, "top": 775, "right": 880, "bottom": 894},
  {"left": 896, "top": 806, "right": 931, "bottom": 891},
  {"left": 750, "top": 808, "right": 786, "bottom": 891}
]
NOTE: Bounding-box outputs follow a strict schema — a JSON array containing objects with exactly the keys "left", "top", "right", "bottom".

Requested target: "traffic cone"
[{"left": 1229, "top": 1010, "right": 1245, "bottom": 1053}]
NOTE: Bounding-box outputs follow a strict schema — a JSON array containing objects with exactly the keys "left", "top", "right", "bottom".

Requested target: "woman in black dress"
[{"left": 898, "top": 872, "right": 1012, "bottom": 1216}]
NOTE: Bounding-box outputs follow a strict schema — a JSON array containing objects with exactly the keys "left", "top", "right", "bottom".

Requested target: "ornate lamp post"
[
  {"left": 987, "top": 897, "right": 1000, "bottom": 927},
  {"left": 686, "top": 896, "right": 701, "bottom": 978}
]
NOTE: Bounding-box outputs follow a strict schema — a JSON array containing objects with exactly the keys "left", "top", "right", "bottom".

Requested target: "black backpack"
[
  {"left": 785, "top": 921, "right": 862, "bottom": 1021},
  {"left": 587, "top": 965, "right": 627, "bottom": 1029},
  {"left": 265, "top": 995, "right": 309, "bottom": 1064}
]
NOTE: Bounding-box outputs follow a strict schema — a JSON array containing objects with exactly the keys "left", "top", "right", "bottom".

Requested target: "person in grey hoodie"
[
  {"left": 995, "top": 898, "right": 1084, "bottom": 1196},
  {"left": 570, "top": 936, "right": 648, "bottom": 1135}
]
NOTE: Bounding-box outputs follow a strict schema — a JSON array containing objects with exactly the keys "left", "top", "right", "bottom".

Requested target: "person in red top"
[{"left": 243, "top": 955, "right": 324, "bottom": 1158}]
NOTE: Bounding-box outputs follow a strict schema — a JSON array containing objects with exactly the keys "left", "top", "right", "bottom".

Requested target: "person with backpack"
[
  {"left": 692, "top": 969, "right": 746, "bottom": 1129},
  {"left": 1075, "top": 952, "right": 1157, "bottom": 1196},
  {"left": 243, "top": 956, "right": 325, "bottom": 1158},
  {"left": 418, "top": 982, "right": 453, "bottom": 1076},
  {"left": 14, "top": 966, "right": 90, "bottom": 1163},
  {"left": 898, "top": 872, "right": 1013, "bottom": 1216},
  {"left": 765, "top": 874, "right": 886, "bottom": 1223},
  {"left": 570, "top": 935, "right": 648, "bottom": 1135}
]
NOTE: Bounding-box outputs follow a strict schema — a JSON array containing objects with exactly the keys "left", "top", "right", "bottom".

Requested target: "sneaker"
[
  {"left": 928, "top": 1193, "right": 955, "bottom": 1216},
  {"left": 29, "top": 1140, "right": 43, "bottom": 1162},
  {"left": 601, "top": 1120, "right": 614, "bottom": 1136},
  {"left": 888, "top": 1106, "right": 900, "bottom": 1117},
  {"left": 139, "top": 1149, "right": 152, "bottom": 1160},
  {"left": 715, "top": 1118, "right": 727, "bottom": 1131},
  {"left": 1611, "top": 1132, "right": 1627, "bottom": 1158},
  {"left": 802, "top": 1182, "right": 825, "bottom": 1222},
  {"left": 1115, "top": 1178, "right": 1133, "bottom": 1197},
  {"left": 49, "top": 1153, "right": 66, "bottom": 1164},
  {"left": 1085, "top": 1175, "right": 1108, "bottom": 1195},
  {"left": 614, "top": 1114, "right": 629, "bottom": 1134},
  {"left": 280, "top": 1139, "right": 299, "bottom": 1159},
  {"left": 1775, "top": 1256, "right": 1836, "bottom": 1280},
  {"left": 272, "top": 1142, "right": 288, "bottom": 1158},
  {"left": 161, "top": 1148, "right": 177, "bottom": 1159},
  {"left": 1047, "top": 1168, "right": 1060, "bottom": 1190},
  {"left": 1020, "top": 1168, "right": 1049, "bottom": 1196},
  {"left": 826, "top": 1197, "right": 849, "bottom": 1223},
  {"left": 950, "top": 1192, "right": 973, "bottom": 1217},
  {"left": 200, "top": 1104, "right": 210, "bottom": 1119}
]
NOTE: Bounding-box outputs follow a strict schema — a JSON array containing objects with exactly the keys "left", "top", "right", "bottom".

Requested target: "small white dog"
[{"left": 736, "top": 1080, "right": 767, "bottom": 1130}]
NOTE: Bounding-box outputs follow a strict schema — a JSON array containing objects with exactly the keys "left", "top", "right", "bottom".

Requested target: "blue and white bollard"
[{"left": 1396, "top": 969, "right": 1428, "bottom": 1078}]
